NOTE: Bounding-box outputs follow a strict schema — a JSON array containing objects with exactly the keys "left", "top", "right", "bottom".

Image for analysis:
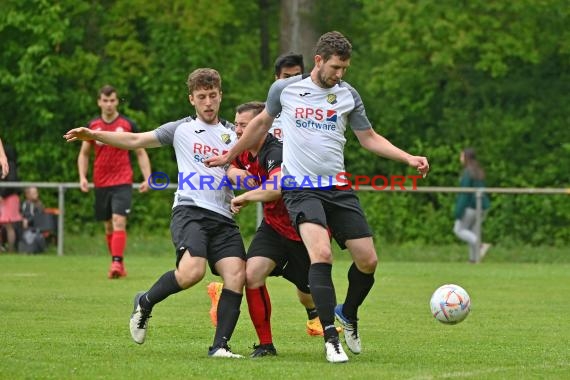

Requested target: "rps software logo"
[{"left": 294, "top": 107, "right": 337, "bottom": 131}]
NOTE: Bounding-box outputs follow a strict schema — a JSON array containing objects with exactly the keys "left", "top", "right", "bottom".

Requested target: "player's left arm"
[
  {"left": 135, "top": 148, "right": 152, "bottom": 193},
  {"left": 354, "top": 128, "right": 430, "bottom": 176}
]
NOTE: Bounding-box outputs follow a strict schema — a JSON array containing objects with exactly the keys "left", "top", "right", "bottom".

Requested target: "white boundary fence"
[{"left": 1, "top": 182, "right": 568, "bottom": 260}]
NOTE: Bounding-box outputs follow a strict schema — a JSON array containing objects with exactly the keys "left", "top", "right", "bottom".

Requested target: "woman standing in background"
[{"left": 453, "top": 148, "right": 491, "bottom": 263}]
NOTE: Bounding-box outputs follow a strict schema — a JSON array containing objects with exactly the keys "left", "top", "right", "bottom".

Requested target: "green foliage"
[{"left": 0, "top": 0, "right": 568, "bottom": 245}]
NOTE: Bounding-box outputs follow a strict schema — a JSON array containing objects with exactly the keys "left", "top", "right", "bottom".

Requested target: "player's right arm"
[
  {"left": 64, "top": 128, "right": 162, "bottom": 150},
  {"left": 205, "top": 110, "right": 274, "bottom": 168},
  {"left": 77, "top": 141, "right": 91, "bottom": 192}
]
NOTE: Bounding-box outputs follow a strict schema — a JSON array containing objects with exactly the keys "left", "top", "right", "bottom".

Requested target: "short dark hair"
[
  {"left": 236, "top": 101, "right": 265, "bottom": 117},
  {"left": 314, "top": 31, "right": 352, "bottom": 62},
  {"left": 186, "top": 68, "right": 222, "bottom": 94},
  {"left": 98, "top": 85, "right": 117, "bottom": 98},
  {"left": 274, "top": 53, "right": 304, "bottom": 76}
]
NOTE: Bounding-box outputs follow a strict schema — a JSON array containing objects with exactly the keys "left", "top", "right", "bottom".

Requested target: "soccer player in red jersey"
[{"left": 76, "top": 85, "right": 152, "bottom": 279}]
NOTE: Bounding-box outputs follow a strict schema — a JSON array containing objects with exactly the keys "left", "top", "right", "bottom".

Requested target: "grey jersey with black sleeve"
[{"left": 265, "top": 75, "right": 372, "bottom": 187}]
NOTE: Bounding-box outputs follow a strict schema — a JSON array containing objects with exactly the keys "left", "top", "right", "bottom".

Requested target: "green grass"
[{"left": 1, "top": 239, "right": 569, "bottom": 379}]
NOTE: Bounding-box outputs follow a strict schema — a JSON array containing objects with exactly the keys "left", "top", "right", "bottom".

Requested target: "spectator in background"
[
  {"left": 21, "top": 187, "right": 45, "bottom": 230},
  {"left": 19, "top": 186, "right": 48, "bottom": 254},
  {"left": 0, "top": 143, "right": 22, "bottom": 252},
  {"left": 76, "top": 85, "right": 152, "bottom": 278},
  {"left": 453, "top": 148, "right": 491, "bottom": 263},
  {"left": 0, "top": 137, "right": 9, "bottom": 179}
]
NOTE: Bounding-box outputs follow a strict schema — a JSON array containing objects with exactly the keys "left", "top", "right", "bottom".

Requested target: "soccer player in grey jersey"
[
  {"left": 65, "top": 68, "right": 246, "bottom": 358},
  {"left": 206, "top": 31, "right": 430, "bottom": 363}
]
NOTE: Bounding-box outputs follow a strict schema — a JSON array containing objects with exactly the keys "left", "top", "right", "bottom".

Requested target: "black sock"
[
  {"left": 112, "top": 256, "right": 123, "bottom": 263},
  {"left": 342, "top": 263, "right": 375, "bottom": 320},
  {"left": 306, "top": 307, "right": 319, "bottom": 320},
  {"left": 308, "top": 263, "right": 338, "bottom": 341},
  {"left": 139, "top": 270, "right": 182, "bottom": 311},
  {"left": 212, "top": 289, "right": 243, "bottom": 348}
]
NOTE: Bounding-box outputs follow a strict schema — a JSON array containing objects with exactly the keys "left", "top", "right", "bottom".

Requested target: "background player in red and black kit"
[{"left": 77, "top": 85, "right": 151, "bottom": 279}]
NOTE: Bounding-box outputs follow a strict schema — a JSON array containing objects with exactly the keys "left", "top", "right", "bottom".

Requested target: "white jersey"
[
  {"left": 265, "top": 75, "right": 372, "bottom": 187},
  {"left": 154, "top": 116, "right": 236, "bottom": 219}
]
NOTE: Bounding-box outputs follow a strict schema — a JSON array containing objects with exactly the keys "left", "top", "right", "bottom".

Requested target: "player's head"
[
  {"left": 313, "top": 31, "right": 352, "bottom": 88},
  {"left": 461, "top": 148, "right": 485, "bottom": 180},
  {"left": 234, "top": 101, "right": 265, "bottom": 139},
  {"left": 97, "top": 85, "right": 119, "bottom": 117},
  {"left": 187, "top": 68, "right": 223, "bottom": 125},
  {"left": 274, "top": 53, "right": 304, "bottom": 80}
]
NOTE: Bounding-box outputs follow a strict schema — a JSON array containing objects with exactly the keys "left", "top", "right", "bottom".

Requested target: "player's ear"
[{"left": 188, "top": 94, "right": 195, "bottom": 106}]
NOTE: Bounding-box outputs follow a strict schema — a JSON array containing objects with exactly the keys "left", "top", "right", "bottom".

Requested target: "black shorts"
[
  {"left": 94, "top": 184, "right": 132, "bottom": 221},
  {"left": 248, "top": 220, "right": 311, "bottom": 294},
  {"left": 170, "top": 205, "right": 246, "bottom": 275},
  {"left": 282, "top": 188, "right": 372, "bottom": 249}
]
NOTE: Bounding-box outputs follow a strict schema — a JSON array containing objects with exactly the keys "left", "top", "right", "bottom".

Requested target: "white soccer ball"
[{"left": 429, "top": 284, "right": 471, "bottom": 324}]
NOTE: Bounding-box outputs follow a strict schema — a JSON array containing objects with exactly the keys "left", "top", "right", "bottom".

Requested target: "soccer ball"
[{"left": 429, "top": 284, "right": 471, "bottom": 324}]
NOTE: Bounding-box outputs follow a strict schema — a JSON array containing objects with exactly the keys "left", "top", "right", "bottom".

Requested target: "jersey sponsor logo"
[
  {"left": 193, "top": 143, "right": 225, "bottom": 157},
  {"left": 326, "top": 94, "right": 337, "bottom": 104},
  {"left": 294, "top": 107, "right": 337, "bottom": 131},
  {"left": 294, "top": 107, "right": 337, "bottom": 121},
  {"left": 326, "top": 110, "right": 337, "bottom": 122}
]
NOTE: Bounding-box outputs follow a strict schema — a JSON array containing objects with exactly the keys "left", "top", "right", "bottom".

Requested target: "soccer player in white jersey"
[
  {"left": 64, "top": 68, "right": 246, "bottom": 358},
  {"left": 206, "top": 31, "right": 430, "bottom": 363}
]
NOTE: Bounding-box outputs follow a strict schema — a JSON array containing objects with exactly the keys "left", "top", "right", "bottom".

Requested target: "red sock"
[
  {"left": 106, "top": 233, "right": 113, "bottom": 255},
  {"left": 111, "top": 230, "right": 126, "bottom": 260},
  {"left": 246, "top": 285, "right": 272, "bottom": 345}
]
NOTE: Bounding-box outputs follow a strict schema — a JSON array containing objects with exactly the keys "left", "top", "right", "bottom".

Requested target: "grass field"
[{"left": 1, "top": 239, "right": 569, "bottom": 379}]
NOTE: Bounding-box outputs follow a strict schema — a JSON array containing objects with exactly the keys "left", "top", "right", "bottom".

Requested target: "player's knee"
[
  {"left": 245, "top": 268, "right": 265, "bottom": 288},
  {"left": 310, "top": 245, "right": 333, "bottom": 263},
  {"left": 175, "top": 268, "right": 205, "bottom": 289},
  {"left": 356, "top": 254, "right": 378, "bottom": 273}
]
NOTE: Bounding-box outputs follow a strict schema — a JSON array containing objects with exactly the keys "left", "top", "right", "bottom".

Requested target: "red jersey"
[
  {"left": 232, "top": 134, "right": 300, "bottom": 241},
  {"left": 88, "top": 115, "right": 138, "bottom": 188}
]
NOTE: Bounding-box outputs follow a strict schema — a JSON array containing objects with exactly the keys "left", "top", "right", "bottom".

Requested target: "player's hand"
[
  {"left": 408, "top": 156, "right": 430, "bottom": 178},
  {"left": 79, "top": 178, "right": 89, "bottom": 193},
  {"left": 230, "top": 196, "right": 250, "bottom": 214},
  {"left": 204, "top": 153, "right": 230, "bottom": 168},
  {"left": 0, "top": 158, "right": 8, "bottom": 179},
  {"left": 63, "top": 127, "right": 95, "bottom": 142},
  {"left": 244, "top": 171, "right": 259, "bottom": 189},
  {"left": 139, "top": 179, "right": 150, "bottom": 193}
]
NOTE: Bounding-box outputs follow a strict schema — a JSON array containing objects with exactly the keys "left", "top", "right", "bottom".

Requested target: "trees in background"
[{"left": 1, "top": 0, "right": 568, "bottom": 245}]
